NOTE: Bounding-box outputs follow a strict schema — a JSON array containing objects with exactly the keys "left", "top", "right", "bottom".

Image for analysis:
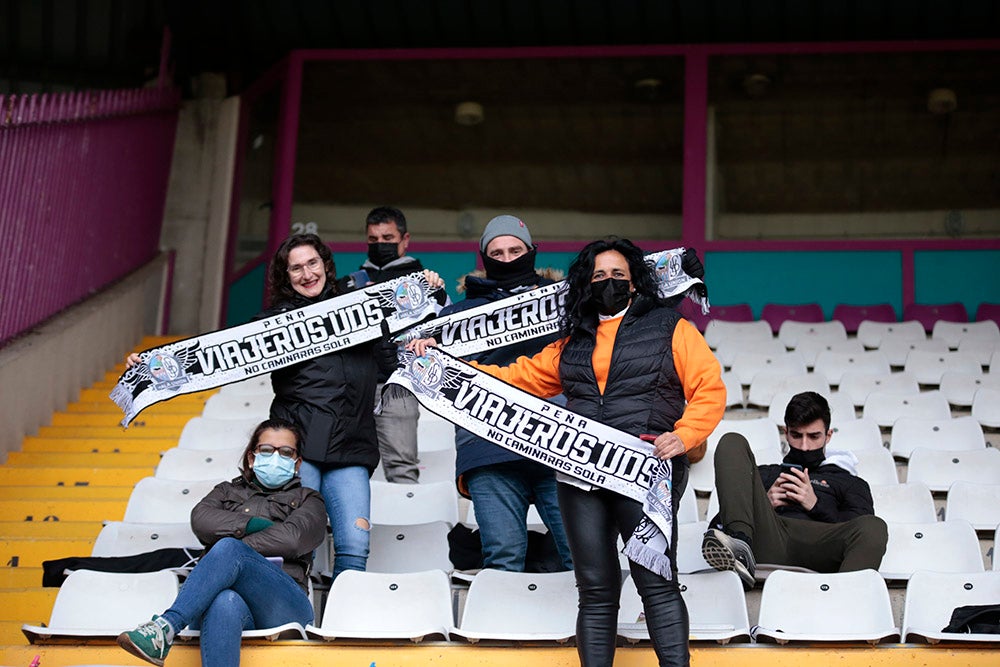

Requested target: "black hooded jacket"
[{"left": 255, "top": 284, "right": 380, "bottom": 472}]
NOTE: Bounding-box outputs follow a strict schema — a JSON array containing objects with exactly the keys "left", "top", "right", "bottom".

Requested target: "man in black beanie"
[{"left": 442, "top": 214, "right": 573, "bottom": 572}]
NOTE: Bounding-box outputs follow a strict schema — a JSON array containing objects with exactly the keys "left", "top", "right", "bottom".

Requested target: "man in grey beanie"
[{"left": 442, "top": 214, "right": 573, "bottom": 572}]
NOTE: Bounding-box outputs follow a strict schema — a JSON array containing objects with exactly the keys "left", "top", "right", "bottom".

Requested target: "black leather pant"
[{"left": 557, "top": 457, "right": 690, "bottom": 667}]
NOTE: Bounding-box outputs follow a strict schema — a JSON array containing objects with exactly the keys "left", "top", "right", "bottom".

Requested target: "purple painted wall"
[{"left": 0, "top": 87, "right": 180, "bottom": 347}]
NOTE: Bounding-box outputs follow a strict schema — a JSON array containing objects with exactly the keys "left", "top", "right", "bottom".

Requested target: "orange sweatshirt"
[{"left": 472, "top": 315, "right": 725, "bottom": 452}]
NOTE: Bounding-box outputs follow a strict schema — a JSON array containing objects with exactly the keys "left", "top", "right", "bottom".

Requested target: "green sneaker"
[{"left": 117, "top": 614, "right": 173, "bottom": 666}]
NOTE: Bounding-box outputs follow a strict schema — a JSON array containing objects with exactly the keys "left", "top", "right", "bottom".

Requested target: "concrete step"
[
  {"left": 0, "top": 499, "right": 124, "bottom": 524},
  {"left": 0, "top": 467, "right": 148, "bottom": 487},
  {"left": 5, "top": 452, "right": 161, "bottom": 469},
  {"left": 0, "top": 522, "right": 103, "bottom": 541},
  {"left": 0, "top": 537, "right": 98, "bottom": 568},
  {"left": 20, "top": 437, "right": 176, "bottom": 453},
  {"left": 36, "top": 425, "right": 181, "bottom": 440},
  {"left": 50, "top": 412, "right": 193, "bottom": 428},
  {"left": 0, "top": 568, "right": 44, "bottom": 588},
  {"left": 0, "top": 486, "right": 132, "bottom": 502}
]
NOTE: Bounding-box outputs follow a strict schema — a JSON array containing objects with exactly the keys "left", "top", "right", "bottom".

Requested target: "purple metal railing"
[{"left": 0, "top": 87, "right": 181, "bottom": 347}]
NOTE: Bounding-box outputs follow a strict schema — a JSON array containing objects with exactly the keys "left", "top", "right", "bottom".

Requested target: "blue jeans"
[
  {"left": 465, "top": 460, "right": 574, "bottom": 571},
  {"left": 161, "top": 538, "right": 313, "bottom": 667},
  {"left": 298, "top": 461, "right": 371, "bottom": 578}
]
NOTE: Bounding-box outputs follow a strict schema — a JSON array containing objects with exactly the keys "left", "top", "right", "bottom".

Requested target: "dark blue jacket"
[{"left": 444, "top": 272, "right": 563, "bottom": 497}]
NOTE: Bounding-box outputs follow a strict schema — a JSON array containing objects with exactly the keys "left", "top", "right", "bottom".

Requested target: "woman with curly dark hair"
[{"left": 410, "top": 236, "right": 724, "bottom": 666}]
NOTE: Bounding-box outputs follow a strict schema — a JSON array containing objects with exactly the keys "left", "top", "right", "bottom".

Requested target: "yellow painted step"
[
  {"left": 0, "top": 538, "right": 97, "bottom": 568},
  {"left": 5, "top": 452, "right": 161, "bottom": 469},
  {"left": 0, "top": 522, "right": 103, "bottom": 541},
  {"left": 0, "top": 620, "right": 29, "bottom": 645},
  {"left": 0, "top": 500, "right": 124, "bottom": 523},
  {"left": 0, "top": 467, "right": 148, "bottom": 487},
  {"left": 65, "top": 401, "right": 203, "bottom": 415},
  {"left": 0, "top": 486, "right": 132, "bottom": 502},
  {"left": 0, "top": 588, "right": 58, "bottom": 623},
  {"left": 78, "top": 387, "right": 211, "bottom": 404},
  {"left": 50, "top": 413, "right": 192, "bottom": 428},
  {"left": 37, "top": 425, "right": 181, "bottom": 440},
  {"left": 0, "top": 568, "right": 44, "bottom": 588},
  {"left": 20, "top": 437, "right": 176, "bottom": 453}
]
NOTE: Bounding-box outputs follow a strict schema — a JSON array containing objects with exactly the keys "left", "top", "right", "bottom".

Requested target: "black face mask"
[
  {"left": 367, "top": 242, "right": 399, "bottom": 268},
  {"left": 784, "top": 446, "right": 826, "bottom": 470},
  {"left": 482, "top": 247, "right": 538, "bottom": 289},
  {"left": 590, "top": 278, "right": 633, "bottom": 316}
]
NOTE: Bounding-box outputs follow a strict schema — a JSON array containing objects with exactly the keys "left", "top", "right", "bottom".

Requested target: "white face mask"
[{"left": 252, "top": 451, "right": 296, "bottom": 488}]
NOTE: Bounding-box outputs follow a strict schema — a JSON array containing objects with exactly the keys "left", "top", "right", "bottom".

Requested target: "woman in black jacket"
[
  {"left": 259, "top": 233, "right": 441, "bottom": 579},
  {"left": 117, "top": 418, "right": 327, "bottom": 667}
]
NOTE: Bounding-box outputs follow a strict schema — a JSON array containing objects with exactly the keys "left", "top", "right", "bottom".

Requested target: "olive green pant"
[{"left": 712, "top": 433, "right": 887, "bottom": 572}]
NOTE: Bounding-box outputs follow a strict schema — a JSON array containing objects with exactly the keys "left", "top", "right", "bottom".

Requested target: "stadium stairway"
[{"left": 0, "top": 337, "right": 996, "bottom": 666}]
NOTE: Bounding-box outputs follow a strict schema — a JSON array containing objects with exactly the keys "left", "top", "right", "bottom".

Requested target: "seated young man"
[{"left": 702, "top": 391, "right": 888, "bottom": 589}]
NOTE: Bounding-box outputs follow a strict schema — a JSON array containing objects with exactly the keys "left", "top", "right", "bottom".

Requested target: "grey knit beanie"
[{"left": 480, "top": 215, "right": 533, "bottom": 253}]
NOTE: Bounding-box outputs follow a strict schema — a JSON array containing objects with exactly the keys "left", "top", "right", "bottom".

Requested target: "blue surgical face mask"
[{"left": 252, "top": 451, "right": 297, "bottom": 489}]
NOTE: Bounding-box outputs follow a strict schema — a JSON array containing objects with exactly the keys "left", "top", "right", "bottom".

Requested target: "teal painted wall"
[
  {"left": 225, "top": 262, "right": 267, "bottom": 327},
  {"left": 703, "top": 251, "right": 904, "bottom": 319},
  {"left": 915, "top": 250, "right": 1000, "bottom": 321}
]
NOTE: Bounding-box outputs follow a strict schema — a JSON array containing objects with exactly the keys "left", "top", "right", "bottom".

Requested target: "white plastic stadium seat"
[
  {"left": 869, "top": 483, "right": 937, "bottom": 523},
  {"left": 903, "top": 350, "right": 982, "bottom": 385},
  {"left": 713, "top": 337, "right": 786, "bottom": 369},
  {"left": 748, "top": 373, "right": 830, "bottom": 409},
  {"left": 957, "top": 337, "right": 1000, "bottom": 365},
  {"left": 690, "top": 418, "right": 782, "bottom": 494},
  {"left": 838, "top": 371, "right": 919, "bottom": 407},
  {"left": 731, "top": 351, "right": 807, "bottom": 386},
  {"left": 721, "top": 371, "right": 743, "bottom": 408},
  {"left": 888, "top": 416, "right": 985, "bottom": 459},
  {"left": 373, "top": 449, "right": 455, "bottom": 484},
  {"left": 972, "top": 387, "right": 1000, "bottom": 428},
  {"left": 366, "top": 522, "right": 454, "bottom": 574},
  {"left": 91, "top": 521, "right": 201, "bottom": 557},
  {"left": 932, "top": 319, "right": 1000, "bottom": 349},
  {"left": 178, "top": 416, "right": 259, "bottom": 450},
  {"left": 940, "top": 371, "right": 1000, "bottom": 407},
  {"left": 201, "top": 392, "right": 272, "bottom": 420},
  {"left": 675, "top": 521, "right": 712, "bottom": 573},
  {"left": 813, "top": 350, "right": 890, "bottom": 386},
  {"left": 155, "top": 446, "right": 243, "bottom": 481},
  {"left": 851, "top": 447, "right": 899, "bottom": 486},
  {"left": 778, "top": 320, "right": 847, "bottom": 349},
  {"left": 862, "top": 390, "right": 951, "bottom": 428},
  {"left": 902, "top": 570, "right": 1000, "bottom": 644},
  {"left": 369, "top": 480, "right": 459, "bottom": 527},
  {"left": 306, "top": 569, "right": 453, "bottom": 642},
  {"left": 218, "top": 374, "right": 273, "bottom": 396},
  {"left": 754, "top": 569, "right": 898, "bottom": 644},
  {"left": 22, "top": 570, "right": 180, "bottom": 643},
  {"left": 856, "top": 320, "right": 925, "bottom": 349},
  {"left": 618, "top": 571, "right": 750, "bottom": 644},
  {"left": 416, "top": 418, "right": 457, "bottom": 452},
  {"left": 792, "top": 338, "right": 864, "bottom": 369},
  {"left": 703, "top": 319, "right": 772, "bottom": 350},
  {"left": 879, "top": 520, "right": 984, "bottom": 581},
  {"left": 123, "top": 478, "right": 220, "bottom": 523},
  {"left": 827, "top": 417, "right": 884, "bottom": 452},
  {"left": 451, "top": 569, "right": 577, "bottom": 642},
  {"left": 906, "top": 447, "right": 1000, "bottom": 492},
  {"left": 943, "top": 481, "right": 1000, "bottom": 531},
  {"left": 877, "top": 337, "right": 948, "bottom": 367}
]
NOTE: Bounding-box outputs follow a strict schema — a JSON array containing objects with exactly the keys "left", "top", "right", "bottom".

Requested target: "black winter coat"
[
  {"left": 759, "top": 461, "right": 875, "bottom": 523},
  {"left": 256, "top": 285, "right": 380, "bottom": 472},
  {"left": 191, "top": 474, "right": 327, "bottom": 591}
]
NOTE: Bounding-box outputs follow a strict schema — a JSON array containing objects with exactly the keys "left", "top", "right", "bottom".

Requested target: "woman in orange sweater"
[{"left": 411, "top": 237, "right": 724, "bottom": 666}]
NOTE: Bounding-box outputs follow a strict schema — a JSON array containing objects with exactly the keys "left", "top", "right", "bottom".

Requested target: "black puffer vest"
[{"left": 558, "top": 296, "right": 686, "bottom": 437}]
